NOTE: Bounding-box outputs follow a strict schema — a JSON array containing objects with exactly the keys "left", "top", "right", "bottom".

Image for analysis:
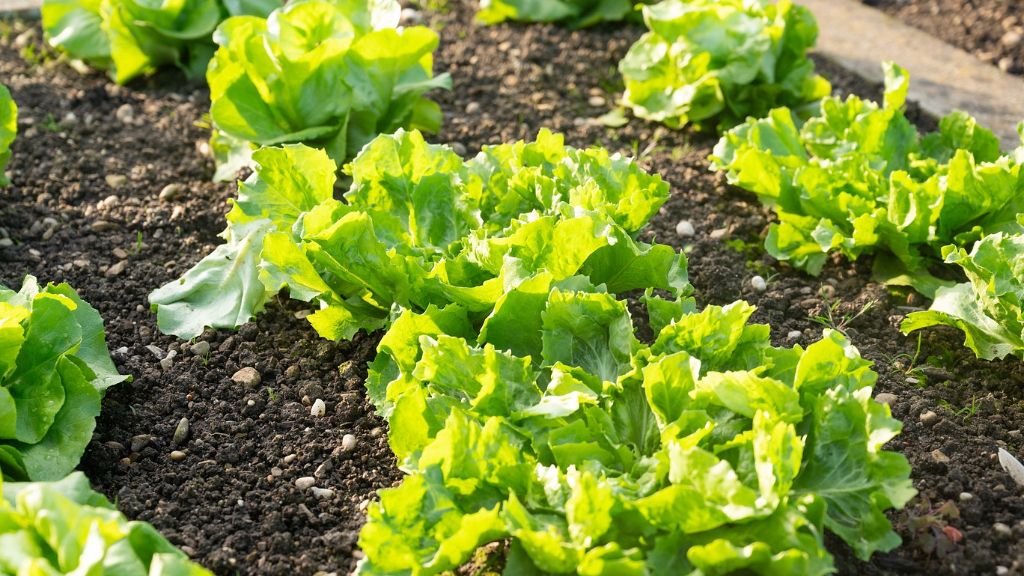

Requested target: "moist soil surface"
[
  {"left": 1, "top": 3, "right": 1023, "bottom": 575},
  {"left": 862, "top": 0, "right": 1024, "bottom": 77}
]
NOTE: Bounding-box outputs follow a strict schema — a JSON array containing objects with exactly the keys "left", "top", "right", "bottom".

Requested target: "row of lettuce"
[
  {"left": 0, "top": 0, "right": 1020, "bottom": 573},
  {"left": 35, "top": 0, "right": 1024, "bottom": 362},
  {"left": 156, "top": 131, "right": 914, "bottom": 574},
  {"left": 36, "top": 0, "right": 1023, "bottom": 357}
]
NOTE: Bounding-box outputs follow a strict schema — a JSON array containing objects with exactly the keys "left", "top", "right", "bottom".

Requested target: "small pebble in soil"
[
  {"left": 709, "top": 227, "right": 728, "bottom": 240},
  {"left": 931, "top": 449, "right": 951, "bottom": 464},
  {"left": 465, "top": 101, "right": 480, "bottom": 114},
  {"left": 160, "top": 350, "right": 176, "bottom": 371},
  {"left": 341, "top": 433, "right": 357, "bottom": 452},
  {"left": 91, "top": 218, "right": 118, "bottom": 231},
  {"left": 169, "top": 450, "right": 186, "bottom": 462},
  {"left": 231, "top": 366, "right": 261, "bottom": 388},
  {"left": 311, "top": 487, "right": 334, "bottom": 499},
  {"left": 587, "top": 95, "right": 606, "bottom": 107},
  {"left": 115, "top": 104, "right": 135, "bottom": 124},
  {"left": 400, "top": 7, "right": 422, "bottom": 24},
  {"left": 105, "top": 260, "right": 128, "bottom": 278},
  {"left": 959, "top": 492, "right": 974, "bottom": 501},
  {"left": 310, "top": 399, "right": 326, "bottom": 417},
  {"left": 315, "top": 460, "right": 333, "bottom": 478},
  {"left": 919, "top": 366, "right": 953, "bottom": 382},
  {"left": 996, "top": 567, "right": 1009, "bottom": 576},
  {"left": 105, "top": 174, "right": 127, "bottom": 188},
  {"left": 920, "top": 410, "right": 939, "bottom": 426},
  {"left": 283, "top": 453, "right": 297, "bottom": 464},
  {"left": 786, "top": 330, "right": 802, "bottom": 341},
  {"left": 145, "top": 344, "right": 164, "bottom": 359},
  {"left": 159, "top": 183, "right": 185, "bottom": 202},
  {"left": 993, "top": 522, "right": 1012, "bottom": 538},
  {"left": 874, "top": 393, "right": 897, "bottom": 406},
  {"left": 750, "top": 275, "right": 766, "bottom": 293},
  {"left": 130, "top": 434, "right": 151, "bottom": 452},
  {"left": 190, "top": 341, "right": 210, "bottom": 356},
  {"left": 295, "top": 477, "right": 316, "bottom": 490},
  {"left": 173, "top": 417, "right": 190, "bottom": 445}
]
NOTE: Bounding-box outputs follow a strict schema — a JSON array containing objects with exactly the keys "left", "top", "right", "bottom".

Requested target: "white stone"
[
  {"left": 750, "top": 275, "right": 766, "bottom": 293},
  {"left": 341, "top": 434, "right": 357, "bottom": 452},
  {"left": 675, "top": 220, "right": 695, "bottom": 237}
]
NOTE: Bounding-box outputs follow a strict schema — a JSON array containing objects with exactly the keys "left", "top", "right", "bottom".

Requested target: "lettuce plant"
[
  {"left": 206, "top": 0, "right": 451, "bottom": 180},
  {"left": 0, "top": 472, "right": 211, "bottom": 574},
  {"left": 477, "top": 0, "right": 657, "bottom": 28},
  {"left": 356, "top": 286, "right": 915, "bottom": 574},
  {"left": 41, "top": 0, "right": 280, "bottom": 84},
  {"left": 712, "top": 63, "right": 1024, "bottom": 296},
  {"left": 151, "top": 129, "right": 686, "bottom": 341},
  {"left": 619, "top": 0, "right": 831, "bottom": 131},
  {"left": 902, "top": 226, "right": 1024, "bottom": 360},
  {"left": 0, "top": 277, "right": 128, "bottom": 481},
  {"left": 0, "top": 84, "right": 15, "bottom": 187}
]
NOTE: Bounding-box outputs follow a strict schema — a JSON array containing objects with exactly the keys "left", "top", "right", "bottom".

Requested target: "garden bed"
[
  {"left": 862, "top": 0, "right": 1024, "bottom": 76},
  {"left": 0, "top": 2, "right": 1022, "bottom": 575}
]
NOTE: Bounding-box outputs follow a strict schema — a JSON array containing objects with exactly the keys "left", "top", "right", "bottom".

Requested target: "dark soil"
[
  {"left": 863, "top": 0, "right": 1024, "bottom": 76},
  {"left": 0, "top": 2, "right": 1022, "bottom": 575}
]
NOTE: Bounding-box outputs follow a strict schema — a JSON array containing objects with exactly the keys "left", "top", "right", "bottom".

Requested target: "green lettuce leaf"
[
  {"left": 477, "top": 0, "right": 656, "bottom": 28},
  {"left": 902, "top": 232, "right": 1024, "bottom": 360},
  {"left": 207, "top": 0, "right": 450, "bottom": 178},
  {"left": 0, "top": 84, "right": 15, "bottom": 187},
  {"left": 0, "top": 277, "right": 129, "bottom": 481},
  {"left": 712, "top": 62, "right": 1023, "bottom": 294},
  {"left": 620, "top": 0, "right": 831, "bottom": 132},
  {"left": 357, "top": 286, "right": 914, "bottom": 573},
  {"left": 151, "top": 130, "right": 686, "bottom": 343},
  {"left": 42, "top": 0, "right": 279, "bottom": 84},
  {"left": 0, "top": 472, "right": 212, "bottom": 574}
]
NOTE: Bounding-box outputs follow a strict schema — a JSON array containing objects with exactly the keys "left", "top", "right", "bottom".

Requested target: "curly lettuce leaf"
[
  {"left": 902, "top": 232, "right": 1024, "bottom": 360},
  {"left": 0, "top": 84, "right": 15, "bottom": 187},
  {"left": 42, "top": 0, "right": 280, "bottom": 84},
  {"left": 712, "top": 62, "right": 1023, "bottom": 294},
  {"left": 620, "top": 0, "right": 831, "bottom": 131},
  {"left": 207, "top": 0, "right": 450, "bottom": 177},
  {"left": 151, "top": 130, "right": 685, "bottom": 343},
  {"left": 0, "top": 472, "right": 212, "bottom": 574},
  {"left": 477, "top": 0, "right": 655, "bottom": 28},
  {"left": 357, "top": 286, "right": 914, "bottom": 574},
  {"left": 0, "top": 277, "right": 129, "bottom": 481}
]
